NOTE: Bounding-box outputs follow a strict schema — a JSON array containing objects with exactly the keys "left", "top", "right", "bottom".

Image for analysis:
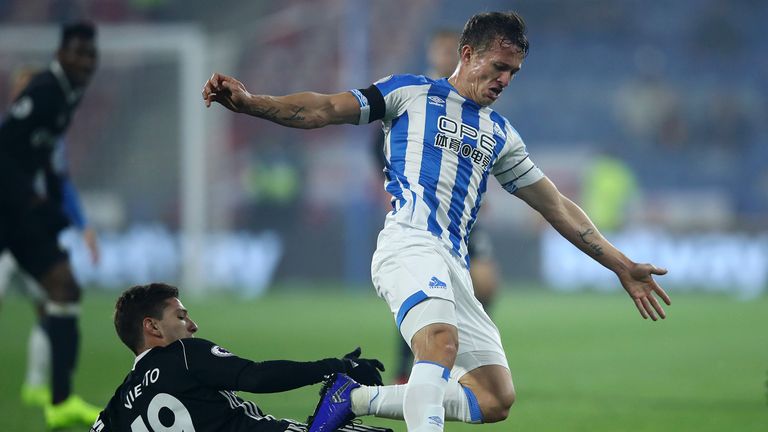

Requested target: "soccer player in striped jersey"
[
  {"left": 91, "top": 283, "right": 390, "bottom": 432},
  {"left": 203, "top": 11, "right": 671, "bottom": 432},
  {"left": 371, "top": 29, "right": 501, "bottom": 385}
]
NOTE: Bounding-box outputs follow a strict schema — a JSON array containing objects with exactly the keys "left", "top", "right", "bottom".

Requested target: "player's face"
[
  {"left": 460, "top": 38, "right": 524, "bottom": 107},
  {"left": 156, "top": 298, "right": 198, "bottom": 345},
  {"left": 58, "top": 37, "right": 98, "bottom": 88}
]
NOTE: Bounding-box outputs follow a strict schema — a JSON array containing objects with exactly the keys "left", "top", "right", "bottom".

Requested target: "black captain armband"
[{"left": 350, "top": 85, "right": 385, "bottom": 125}]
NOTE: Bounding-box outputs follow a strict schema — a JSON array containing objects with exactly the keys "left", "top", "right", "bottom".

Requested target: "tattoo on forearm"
[
  {"left": 578, "top": 227, "right": 604, "bottom": 257},
  {"left": 284, "top": 106, "right": 306, "bottom": 121},
  {"left": 252, "top": 104, "right": 307, "bottom": 125},
  {"left": 251, "top": 106, "right": 280, "bottom": 121}
]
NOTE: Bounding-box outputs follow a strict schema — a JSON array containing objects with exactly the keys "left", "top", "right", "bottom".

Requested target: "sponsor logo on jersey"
[
  {"left": 211, "top": 345, "right": 234, "bottom": 357},
  {"left": 433, "top": 116, "right": 496, "bottom": 170},
  {"left": 428, "top": 95, "right": 446, "bottom": 106},
  {"left": 428, "top": 276, "right": 447, "bottom": 289}
]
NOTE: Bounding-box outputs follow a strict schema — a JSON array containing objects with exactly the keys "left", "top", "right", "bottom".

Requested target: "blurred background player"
[
  {"left": 0, "top": 64, "right": 100, "bottom": 410},
  {"left": 371, "top": 29, "right": 499, "bottom": 384},
  {"left": 92, "top": 283, "right": 390, "bottom": 432},
  {"left": 0, "top": 21, "right": 101, "bottom": 428}
]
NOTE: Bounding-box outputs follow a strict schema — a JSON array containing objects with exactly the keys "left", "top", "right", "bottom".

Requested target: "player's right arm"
[
  {"left": 201, "top": 72, "right": 361, "bottom": 129},
  {"left": 0, "top": 83, "right": 56, "bottom": 208}
]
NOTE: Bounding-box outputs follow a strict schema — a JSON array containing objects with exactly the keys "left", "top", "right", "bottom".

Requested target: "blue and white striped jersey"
[{"left": 352, "top": 74, "right": 544, "bottom": 267}]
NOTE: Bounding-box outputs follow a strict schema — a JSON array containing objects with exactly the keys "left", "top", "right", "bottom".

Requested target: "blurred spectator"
[
  {"left": 701, "top": 91, "right": 754, "bottom": 150},
  {"left": 614, "top": 47, "right": 689, "bottom": 150}
]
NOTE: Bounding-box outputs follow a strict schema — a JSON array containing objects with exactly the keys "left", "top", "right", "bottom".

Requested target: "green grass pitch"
[{"left": 0, "top": 287, "right": 766, "bottom": 431}]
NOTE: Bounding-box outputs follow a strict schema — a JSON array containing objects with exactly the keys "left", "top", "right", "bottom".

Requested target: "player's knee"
[
  {"left": 411, "top": 323, "right": 459, "bottom": 365},
  {"left": 425, "top": 325, "right": 459, "bottom": 357},
  {"left": 480, "top": 388, "right": 515, "bottom": 423},
  {"left": 47, "top": 283, "right": 81, "bottom": 303},
  {"left": 40, "top": 263, "right": 81, "bottom": 303}
]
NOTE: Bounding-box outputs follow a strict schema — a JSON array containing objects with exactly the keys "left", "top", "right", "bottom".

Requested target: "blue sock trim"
[
  {"left": 462, "top": 385, "right": 483, "bottom": 423},
  {"left": 395, "top": 290, "right": 429, "bottom": 329},
  {"left": 414, "top": 360, "right": 450, "bottom": 381}
]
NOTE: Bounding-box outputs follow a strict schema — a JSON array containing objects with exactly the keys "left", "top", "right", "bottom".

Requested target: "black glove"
[{"left": 341, "top": 347, "right": 385, "bottom": 386}]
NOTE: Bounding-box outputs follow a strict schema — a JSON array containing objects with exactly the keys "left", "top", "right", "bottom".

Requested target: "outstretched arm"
[
  {"left": 179, "top": 339, "right": 384, "bottom": 393},
  {"left": 514, "top": 177, "right": 671, "bottom": 320},
  {"left": 201, "top": 72, "right": 361, "bottom": 129}
]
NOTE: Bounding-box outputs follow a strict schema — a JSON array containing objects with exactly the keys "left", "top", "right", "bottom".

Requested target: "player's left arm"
[
  {"left": 59, "top": 173, "right": 100, "bottom": 264},
  {"left": 45, "top": 150, "right": 100, "bottom": 264},
  {"left": 202, "top": 72, "right": 361, "bottom": 129},
  {"left": 180, "top": 339, "right": 384, "bottom": 393},
  {"left": 514, "top": 177, "right": 671, "bottom": 320}
]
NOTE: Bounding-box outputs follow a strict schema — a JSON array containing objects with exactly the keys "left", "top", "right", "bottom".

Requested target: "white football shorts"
[{"left": 371, "top": 221, "right": 509, "bottom": 379}]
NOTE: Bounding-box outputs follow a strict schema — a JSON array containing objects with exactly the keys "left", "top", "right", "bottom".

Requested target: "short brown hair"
[
  {"left": 459, "top": 11, "right": 529, "bottom": 57},
  {"left": 114, "top": 283, "right": 179, "bottom": 354}
]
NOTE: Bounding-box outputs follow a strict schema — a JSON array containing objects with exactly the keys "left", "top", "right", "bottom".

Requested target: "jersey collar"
[
  {"left": 438, "top": 77, "right": 483, "bottom": 110},
  {"left": 132, "top": 348, "right": 152, "bottom": 370},
  {"left": 50, "top": 60, "right": 83, "bottom": 104}
]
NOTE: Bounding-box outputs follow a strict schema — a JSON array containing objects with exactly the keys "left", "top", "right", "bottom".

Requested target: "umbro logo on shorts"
[{"left": 428, "top": 276, "right": 447, "bottom": 289}]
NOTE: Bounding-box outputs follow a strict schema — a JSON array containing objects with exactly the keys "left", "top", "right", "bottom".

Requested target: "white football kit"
[{"left": 352, "top": 74, "right": 544, "bottom": 377}]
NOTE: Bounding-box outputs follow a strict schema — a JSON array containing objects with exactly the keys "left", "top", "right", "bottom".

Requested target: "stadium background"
[{"left": 0, "top": 0, "right": 766, "bottom": 430}]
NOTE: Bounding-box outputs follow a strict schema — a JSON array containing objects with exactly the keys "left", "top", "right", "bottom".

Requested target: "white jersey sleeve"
[
  {"left": 492, "top": 120, "right": 544, "bottom": 194},
  {"left": 349, "top": 74, "right": 432, "bottom": 124}
]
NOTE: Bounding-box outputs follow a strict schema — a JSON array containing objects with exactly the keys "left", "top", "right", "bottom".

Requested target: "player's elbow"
[{"left": 294, "top": 107, "right": 335, "bottom": 129}]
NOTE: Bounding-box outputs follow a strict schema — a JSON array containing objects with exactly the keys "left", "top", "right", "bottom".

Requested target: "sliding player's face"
[
  {"left": 461, "top": 38, "right": 524, "bottom": 107},
  {"left": 156, "top": 298, "right": 198, "bottom": 345}
]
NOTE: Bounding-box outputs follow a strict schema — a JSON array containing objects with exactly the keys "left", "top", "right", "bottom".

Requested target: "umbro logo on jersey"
[
  {"left": 428, "top": 95, "right": 445, "bottom": 106},
  {"left": 211, "top": 345, "right": 234, "bottom": 357},
  {"left": 331, "top": 380, "right": 352, "bottom": 403},
  {"left": 429, "top": 276, "right": 447, "bottom": 289},
  {"left": 493, "top": 122, "right": 506, "bottom": 140}
]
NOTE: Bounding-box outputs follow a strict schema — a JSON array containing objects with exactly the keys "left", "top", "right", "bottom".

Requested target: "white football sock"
[
  {"left": 351, "top": 379, "right": 483, "bottom": 423},
  {"left": 403, "top": 361, "right": 449, "bottom": 431},
  {"left": 25, "top": 323, "right": 50, "bottom": 387}
]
